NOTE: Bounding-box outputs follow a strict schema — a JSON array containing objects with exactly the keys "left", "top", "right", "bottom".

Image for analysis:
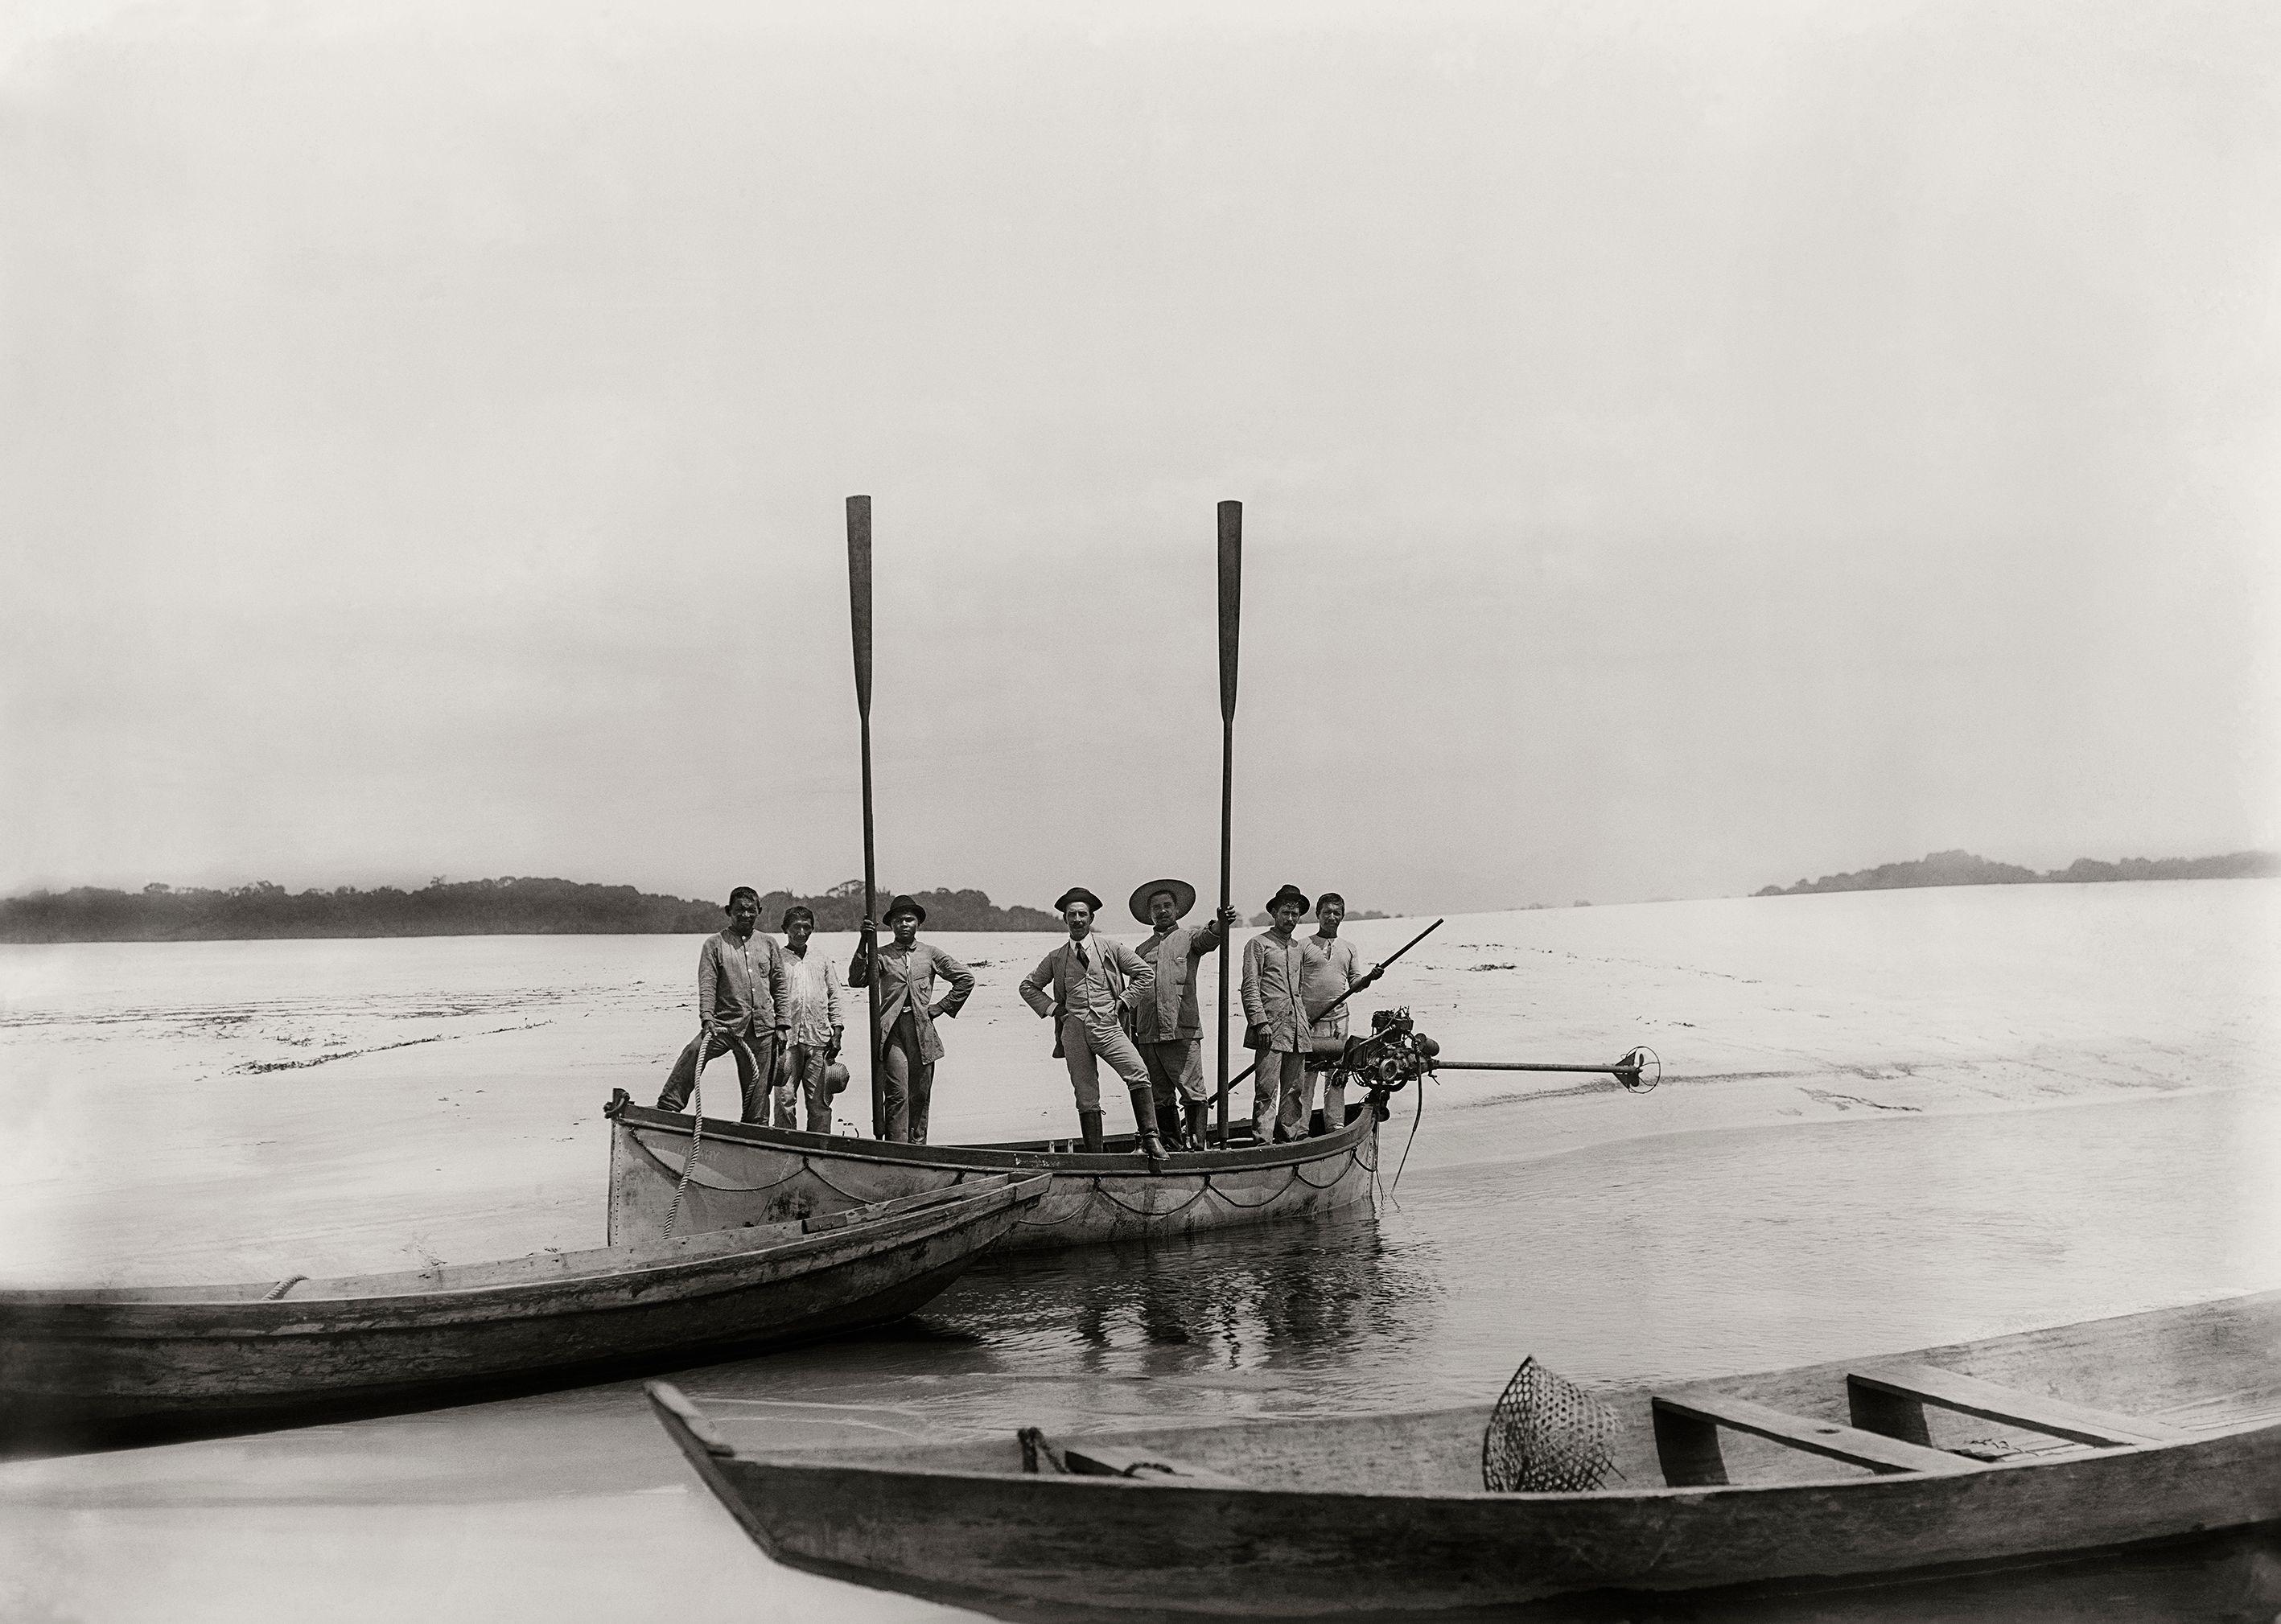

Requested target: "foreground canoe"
[
  {"left": 0, "top": 1173, "right": 1046, "bottom": 1450},
  {"left": 649, "top": 1289, "right": 2281, "bottom": 1618},
  {"left": 604, "top": 1090, "right": 1381, "bottom": 1252}
]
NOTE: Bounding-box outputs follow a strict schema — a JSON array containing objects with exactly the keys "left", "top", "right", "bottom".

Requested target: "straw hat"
[{"left": 1129, "top": 878, "right": 1197, "bottom": 923}]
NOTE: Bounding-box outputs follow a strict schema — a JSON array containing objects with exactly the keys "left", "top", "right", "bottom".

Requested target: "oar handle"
[{"left": 1210, "top": 918, "right": 1444, "bottom": 1108}]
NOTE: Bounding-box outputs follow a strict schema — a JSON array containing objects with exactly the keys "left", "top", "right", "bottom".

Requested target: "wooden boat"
[
  {"left": 604, "top": 1089, "right": 1383, "bottom": 1253},
  {"left": 648, "top": 1289, "right": 2281, "bottom": 1618},
  {"left": 0, "top": 1173, "right": 1046, "bottom": 1449}
]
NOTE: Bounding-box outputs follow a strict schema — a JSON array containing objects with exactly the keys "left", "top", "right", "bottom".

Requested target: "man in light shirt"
[
  {"left": 1240, "top": 884, "right": 1314, "bottom": 1143},
  {"left": 1299, "top": 890, "right": 1380, "bottom": 1137},
  {"left": 657, "top": 886, "right": 790, "bottom": 1124},
  {"left": 1019, "top": 886, "right": 1162, "bottom": 1161},
  {"left": 773, "top": 904, "right": 845, "bottom": 1133}
]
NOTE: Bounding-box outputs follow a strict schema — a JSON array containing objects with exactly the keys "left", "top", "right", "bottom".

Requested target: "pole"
[
  {"left": 1215, "top": 500, "right": 1241, "bottom": 1149},
  {"left": 847, "top": 495, "right": 886, "bottom": 1139}
]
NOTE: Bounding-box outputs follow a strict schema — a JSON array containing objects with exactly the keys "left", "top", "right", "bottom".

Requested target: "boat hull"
[
  {"left": 1, "top": 1176, "right": 1044, "bottom": 1449},
  {"left": 652, "top": 1290, "right": 2281, "bottom": 1618},
  {"left": 606, "top": 1099, "right": 1381, "bottom": 1253}
]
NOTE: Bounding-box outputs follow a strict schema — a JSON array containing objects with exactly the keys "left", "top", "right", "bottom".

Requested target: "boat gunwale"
[
  {"left": 0, "top": 1174, "right": 1045, "bottom": 1322},
  {"left": 611, "top": 1098, "right": 1379, "bottom": 1178}
]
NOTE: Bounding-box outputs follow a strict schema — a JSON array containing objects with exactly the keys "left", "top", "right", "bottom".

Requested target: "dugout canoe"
[
  {"left": 603, "top": 1090, "right": 1382, "bottom": 1253},
  {"left": 0, "top": 1173, "right": 1046, "bottom": 1451},
  {"left": 649, "top": 1289, "right": 2281, "bottom": 1618}
]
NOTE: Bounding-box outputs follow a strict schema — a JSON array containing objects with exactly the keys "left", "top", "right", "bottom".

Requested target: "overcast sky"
[{"left": 4, "top": 0, "right": 2275, "bottom": 915}]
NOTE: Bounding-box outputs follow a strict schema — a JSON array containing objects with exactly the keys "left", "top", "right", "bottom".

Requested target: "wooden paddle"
[
  {"left": 846, "top": 495, "right": 887, "bottom": 1139},
  {"left": 1215, "top": 500, "right": 1241, "bottom": 1149}
]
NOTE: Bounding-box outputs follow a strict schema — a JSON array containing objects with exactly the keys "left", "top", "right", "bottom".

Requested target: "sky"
[{"left": 3, "top": 0, "right": 2277, "bottom": 915}]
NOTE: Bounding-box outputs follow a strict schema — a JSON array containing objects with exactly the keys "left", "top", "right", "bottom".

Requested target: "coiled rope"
[{"left": 661, "top": 1031, "right": 709, "bottom": 1240}]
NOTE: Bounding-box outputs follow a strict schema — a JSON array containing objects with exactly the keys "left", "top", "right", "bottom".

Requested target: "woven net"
[{"left": 1480, "top": 1356, "right": 1618, "bottom": 1493}]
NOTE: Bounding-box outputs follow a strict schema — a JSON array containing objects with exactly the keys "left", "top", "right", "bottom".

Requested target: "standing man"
[
  {"left": 1240, "top": 884, "right": 1313, "bottom": 1144},
  {"left": 847, "top": 895, "right": 974, "bottom": 1145},
  {"left": 657, "top": 886, "right": 790, "bottom": 1125},
  {"left": 775, "top": 904, "right": 845, "bottom": 1134},
  {"left": 1127, "top": 878, "right": 1239, "bottom": 1151},
  {"left": 1299, "top": 890, "right": 1381, "bottom": 1137},
  {"left": 1019, "top": 886, "right": 1163, "bottom": 1162}
]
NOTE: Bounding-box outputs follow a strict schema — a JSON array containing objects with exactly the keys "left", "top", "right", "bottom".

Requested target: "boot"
[
  {"left": 1155, "top": 1100, "right": 1183, "bottom": 1148},
  {"left": 1129, "top": 1086, "right": 1168, "bottom": 1169},
  {"left": 1182, "top": 1100, "right": 1210, "bottom": 1152},
  {"left": 1078, "top": 1110, "right": 1106, "bottom": 1155}
]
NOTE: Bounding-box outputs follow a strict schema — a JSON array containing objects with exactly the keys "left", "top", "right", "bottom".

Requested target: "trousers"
[
  {"left": 659, "top": 1030, "right": 777, "bottom": 1124},
  {"left": 1251, "top": 1050, "right": 1307, "bottom": 1142},
  {"left": 1139, "top": 1038, "right": 1206, "bottom": 1115},
  {"left": 778, "top": 1042, "right": 838, "bottom": 1134},
  {"left": 879, "top": 1009, "right": 934, "bottom": 1144},
  {"left": 1057, "top": 1013, "right": 1151, "bottom": 1116},
  {"left": 1303, "top": 1059, "right": 1350, "bottom": 1138}
]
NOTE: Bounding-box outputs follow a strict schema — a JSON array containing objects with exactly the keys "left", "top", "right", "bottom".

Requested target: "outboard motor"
[{"left": 1334, "top": 1006, "right": 1439, "bottom": 1115}]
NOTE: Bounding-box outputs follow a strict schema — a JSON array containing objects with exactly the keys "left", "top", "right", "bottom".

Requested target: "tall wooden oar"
[
  {"left": 1214, "top": 500, "right": 1241, "bottom": 1149},
  {"left": 1211, "top": 915, "right": 1444, "bottom": 1106},
  {"left": 846, "top": 495, "right": 886, "bottom": 1139}
]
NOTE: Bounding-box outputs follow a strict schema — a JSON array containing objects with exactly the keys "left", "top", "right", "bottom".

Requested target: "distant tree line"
[
  {"left": 0, "top": 876, "right": 1064, "bottom": 944},
  {"left": 1755, "top": 849, "right": 2280, "bottom": 898}
]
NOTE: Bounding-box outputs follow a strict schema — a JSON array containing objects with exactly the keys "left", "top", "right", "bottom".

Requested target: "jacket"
[
  {"left": 698, "top": 930, "right": 790, "bottom": 1039},
  {"left": 1019, "top": 935, "right": 1156, "bottom": 1058},
  {"left": 846, "top": 938, "right": 974, "bottom": 1065},
  {"left": 1130, "top": 918, "right": 1227, "bottom": 1042}
]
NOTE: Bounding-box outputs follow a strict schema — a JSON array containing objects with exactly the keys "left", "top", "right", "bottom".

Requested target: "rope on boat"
[
  {"left": 661, "top": 1032, "right": 709, "bottom": 1240},
  {"left": 1017, "top": 1426, "right": 1069, "bottom": 1474},
  {"left": 1088, "top": 1175, "right": 1216, "bottom": 1220},
  {"left": 261, "top": 1274, "right": 308, "bottom": 1301}
]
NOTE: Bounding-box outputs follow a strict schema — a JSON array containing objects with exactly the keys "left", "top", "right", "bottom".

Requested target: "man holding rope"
[{"left": 657, "top": 886, "right": 791, "bottom": 1124}]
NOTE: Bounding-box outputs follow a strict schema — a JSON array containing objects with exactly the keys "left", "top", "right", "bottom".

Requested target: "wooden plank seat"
[
  {"left": 1061, "top": 1441, "right": 1247, "bottom": 1486},
  {"left": 1651, "top": 1391, "right": 1979, "bottom": 1486},
  {"left": 1847, "top": 1361, "right": 2188, "bottom": 1449}
]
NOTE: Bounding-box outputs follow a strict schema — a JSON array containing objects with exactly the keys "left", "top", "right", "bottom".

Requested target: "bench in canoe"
[
  {"left": 603, "top": 1091, "right": 1381, "bottom": 1254},
  {"left": 0, "top": 1174, "right": 1045, "bottom": 1453},
  {"left": 648, "top": 1289, "right": 2281, "bottom": 1617}
]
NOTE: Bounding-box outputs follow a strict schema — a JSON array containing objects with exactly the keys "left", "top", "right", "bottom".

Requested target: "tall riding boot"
[
  {"left": 1128, "top": 1086, "right": 1167, "bottom": 1169},
  {"left": 1155, "top": 1098, "right": 1182, "bottom": 1148},
  {"left": 1078, "top": 1110, "right": 1106, "bottom": 1154},
  {"left": 1182, "top": 1100, "right": 1210, "bottom": 1151}
]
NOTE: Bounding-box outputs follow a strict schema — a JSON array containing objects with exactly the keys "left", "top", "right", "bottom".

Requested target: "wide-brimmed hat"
[
  {"left": 1053, "top": 886, "right": 1105, "bottom": 915},
  {"left": 883, "top": 894, "right": 926, "bottom": 925},
  {"left": 1130, "top": 878, "right": 1196, "bottom": 923},
  {"left": 1264, "top": 884, "right": 1311, "bottom": 915}
]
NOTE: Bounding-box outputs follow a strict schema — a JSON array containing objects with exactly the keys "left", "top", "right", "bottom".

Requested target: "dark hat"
[
  {"left": 1265, "top": 884, "right": 1311, "bottom": 915},
  {"left": 883, "top": 894, "right": 926, "bottom": 925},
  {"left": 1130, "top": 878, "right": 1196, "bottom": 923},
  {"left": 1053, "top": 886, "right": 1105, "bottom": 915}
]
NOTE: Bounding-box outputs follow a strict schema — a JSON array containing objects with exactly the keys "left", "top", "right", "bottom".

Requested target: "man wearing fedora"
[
  {"left": 1241, "top": 884, "right": 1315, "bottom": 1142},
  {"left": 1019, "top": 886, "right": 1163, "bottom": 1161},
  {"left": 848, "top": 894, "right": 975, "bottom": 1144},
  {"left": 658, "top": 885, "right": 791, "bottom": 1124},
  {"left": 1128, "top": 878, "right": 1240, "bottom": 1151},
  {"left": 774, "top": 903, "right": 846, "bottom": 1134}
]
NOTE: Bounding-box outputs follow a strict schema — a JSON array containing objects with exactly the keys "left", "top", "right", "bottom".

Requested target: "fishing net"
[{"left": 1480, "top": 1356, "right": 1618, "bottom": 1493}]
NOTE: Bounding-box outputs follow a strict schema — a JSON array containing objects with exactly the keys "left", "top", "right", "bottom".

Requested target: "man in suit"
[
  {"left": 657, "top": 886, "right": 791, "bottom": 1124},
  {"left": 1127, "top": 878, "right": 1239, "bottom": 1151},
  {"left": 1019, "top": 886, "right": 1163, "bottom": 1161},
  {"left": 848, "top": 894, "right": 975, "bottom": 1145}
]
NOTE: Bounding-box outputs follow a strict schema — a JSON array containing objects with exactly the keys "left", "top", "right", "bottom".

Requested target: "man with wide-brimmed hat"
[
  {"left": 1240, "top": 883, "right": 1315, "bottom": 1142},
  {"left": 658, "top": 886, "right": 791, "bottom": 1124},
  {"left": 848, "top": 894, "right": 974, "bottom": 1144},
  {"left": 774, "top": 903, "right": 845, "bottom": 1134},
  {"left": 1127, "top": 878, "right": 1240, "bottom": 1150},
  {"left": 1019, "top": 886, "right": 1162, "bottom": 1161}
]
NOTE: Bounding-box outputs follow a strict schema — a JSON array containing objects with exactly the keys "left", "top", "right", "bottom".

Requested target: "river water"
[{"left": 2, "top": 881, "right": 2277, "bottom": 1621}]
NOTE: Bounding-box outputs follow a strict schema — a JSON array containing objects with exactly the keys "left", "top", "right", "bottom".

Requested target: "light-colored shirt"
[
  {"left": 1240, "top": 930, "right": 1310, "bottom": 1053},
  {"left": 698, "top": 929, "right": 789, "bottom": 1038},
  {"left": 781, "top": 944, "right": 844, "bottom": 1047},
  {"left": 1303, "top": 933, "right": 1367, "bottom": 1040}
]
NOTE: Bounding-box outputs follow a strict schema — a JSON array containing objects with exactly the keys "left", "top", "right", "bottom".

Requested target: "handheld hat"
[
  {"left": 1265, "top": 883, "right": 1312, "bottom": 916},
  {"left": 1130, "top": 878, "right": 1197, "bottom": 923},
  {"left": 883, "top": 894, "right": 926, "bottom": 926},
  {"left": 1053, "top": 886, "right": 1105, "bottom": 915},
  {"left": 825, "top": 1061, "right": 850, "bottom": 1097}
]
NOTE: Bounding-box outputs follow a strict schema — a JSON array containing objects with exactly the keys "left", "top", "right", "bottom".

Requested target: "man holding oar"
[
  {"left": 847, "top": 895, "right": 974, "bottom": 1144},
  {"left": 1128, "top": 878, "right": 1239, "bottom": 1152},
  {"left": 1300, "top": 891, "right": 1381, "bottom": 1137},
  {"left": 658, "top": 886, "right": 790, "bottom": 1124},
  {"left": 1019, "top": 887, "right": 1163, "bottom": 1162}
]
